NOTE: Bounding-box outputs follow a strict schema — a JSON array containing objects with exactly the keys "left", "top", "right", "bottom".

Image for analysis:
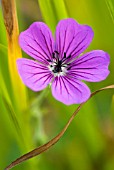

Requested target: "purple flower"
[{"left": 17, "top": 18, "right": 110, "bottom": 105}]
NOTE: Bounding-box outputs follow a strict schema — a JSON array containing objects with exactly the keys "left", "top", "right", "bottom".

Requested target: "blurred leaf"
[
  {"left": 38, "top": 0, "right": 68, "bottom": 32},
  {"left": 0, "top": 71, "right": 37, "bottom": 170},
  {"left": 1, "top": 0, "right": 114, "bottom": 170},
  {"left": 0, "top": 43, "right": 7, "bottom": 51},
  {"left": 52, "top": 0, "right": 68, "bottom": 20},
  {"left": 111, "top": 95, "right": 114, "bottom": 120},
  {"left": 0, "top": 43, "right": 13, "bottom": 99},
  {"left": 38, "top": 0, "right": 57, "bottom": 31},
  {"left": 1, "top": 0, "right": 27, "bottom": 111},
  {"left": 0, "top": 7, "right": 7, "bottom": 45},
  {"left": 2, "top": 95, "right": 24, "bottom": 140},
  {"left": 105, "top": 0, "right": 114, "bottom": 24},
  {"left": 0, "top": 72, "right": 23, "bottom": 140},
  {"left": 4, "top": 84, "right": 114, "bottom": 170}
]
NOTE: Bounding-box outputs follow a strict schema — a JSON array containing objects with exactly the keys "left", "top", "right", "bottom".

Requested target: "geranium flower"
[{"left": 17, "top": 18, "right": 110, "bottom": 105}]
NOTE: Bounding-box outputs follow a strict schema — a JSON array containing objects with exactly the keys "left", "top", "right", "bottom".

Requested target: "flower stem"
[{"left": 4, "top": 85, "right": 114, "bottom": 170}]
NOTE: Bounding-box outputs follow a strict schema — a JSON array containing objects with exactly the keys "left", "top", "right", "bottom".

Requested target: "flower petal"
[
  {"left": 17, "top": 59, "right": 53, "bottom": 91},
  {"left": 51, "top": 76, "right": 90, "bottom": 105},
  {"left": 68, "top": 50, "right": 110, "bottom": 82},
  {"left": 55, "top": 18, "right": 94, "bottom": 60},
  {"left": 19, "top": 22, "right": 54, "bottom": 64}
]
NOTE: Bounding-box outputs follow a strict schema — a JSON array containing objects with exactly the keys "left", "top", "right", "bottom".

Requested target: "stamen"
[
  {"left": 61, "top": 65, "right": 66, "bottom": 67},
  {"left": 47, "top": 59, "right": 52, "bottom": 62},
  {"left": 52, "top": 52, "right": 55, "bottom": 58},
  {"left": 64, "top": 52, "right": 66, "bottom": 58},
  {"left": 54, "top": 51, "right": 59, "bottom": 55},
  {"left": 67, "top": 66, "right": 72, "bottom": 70},
  {"left": 54, "top": 51, "right": 59, "bottom": 62},
  {"left": 61, "top": 52, "right": 66, "bottom": 61},
  {"left": 62, "top": 54, "right": 72, "bottom": 63},
  {"left": 49, "top": 51, "right": 68, "bottom": 76},
  {"left": 68, "top": 54, "right": 71, "bottom": 59}
]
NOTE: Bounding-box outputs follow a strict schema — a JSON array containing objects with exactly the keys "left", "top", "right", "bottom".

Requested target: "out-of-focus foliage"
[{"left": 0, "top": 0, "right": 114, "bottom": 170}]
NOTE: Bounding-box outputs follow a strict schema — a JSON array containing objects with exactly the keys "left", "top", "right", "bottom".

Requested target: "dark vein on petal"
[
  {"left": 58, "top": 30, "right": 61, "bottom": 56},
  {"left": 26, "top": 71, "right": 50, "bottom": 80},
  {"left": 28, "top": 50, "right": 47, "bottom": 63},
  {"left": 72, "top": 56, "right": 102, "bottom": 66},
  {"left": 68, "top": 77, "right": 87, "bottom": 89},
  {"left": 25, "top": 71, "right": 49, "bottom": 76},
  {"left": 61, "top": 77, "right": 70, "bottom": 96},
  {"left": 59, "top": 77, "right": 62, "bottom": 95},
  {"left": 69, "top": 70, "right": 94, "bottom": 75},
  {"left": 65, "top": 35, "right": 75, "bottom": 54},
  {"left": 54, "top": 77, "right": 58, "bottom": 91},
  {"left": 42, "top": 74, "right": 53, "bottom": 85},
  {"left": 74, "top": 53, "right": 92, "bottom": 62},
  {"left": 63, "top": 76, "right": 82, "bottom": 94},
  {"left": 66, "top": 31, "right": 81, "bottom": 54},
  {"left": 31, "top": 29, "right": 50, "bottom": 59},
  {"left": 69, "top": 33, "right": 88, "bottom": 56},
  {"left": 32, "top": 73, "right": 52, "bottom": 84},
  {"left": 34, "top": 38, "right": 50, "bottom": 59},
  {"left": 22, "top": 63, "right": 48, "bottom": 70},
  {"left": 48, "top": 31, "right": 54, "bottom": 55},
  {"left": 61, "top": 29, "right": 67, "bottom": 58},
  {"left": 70, "top": 67, "right": 97, "bottom": 70},
  {"left": 65, "top": 31, "right": 83, "bottom": 55},
  {"left": 24, "top": 35, "right": 47, "bottom": 59},
  {"left": 24, "top": 38, "right": 48, "bottom": 62},
  {"left": 40, "top": 29, "right": 52, "bottom": 56},
  {"left": 67, "top": 72, "right": 92, "bottom": 80},
  {"left": 72, "top": 45, "right": 85, "bottom": 58}
]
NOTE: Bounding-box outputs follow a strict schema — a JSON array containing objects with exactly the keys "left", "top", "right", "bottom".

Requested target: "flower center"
[
  {"left": 48, "top": 51, "right": 71, "bottom": 77},
  {"left": 53, "top": 60, "right": 62, "bottom": 73}
]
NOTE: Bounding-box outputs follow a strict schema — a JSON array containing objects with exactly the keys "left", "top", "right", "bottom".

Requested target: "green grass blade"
[
  {"left": 52, "top": 0, "right": 68, "bottom": 19},
  {"left": 1, "top": 0, "right": 27, "bottom": 111},
  {"left": 0, "top": 72, "right": 23, "bottom": 140},
  {"left": 38, "top": 0, "right": 57, "bottom": 31},
  {"left": 38, "top": 0, "right": 68, "bottom": 32},
  {"left": 0, "top": 42, "right": 15, "bottom": 104},
  {"left": 0, "top": 7, "right": 7, "bottom": 45},
  {"left": 0, "top": 43, "right": 7, "bottom": 50},
  {"left": 105, "top": 0, "right": 114, "bottom": 24},
  {"left": 111, "top": 95, "right": 114, "bottom": 120}
]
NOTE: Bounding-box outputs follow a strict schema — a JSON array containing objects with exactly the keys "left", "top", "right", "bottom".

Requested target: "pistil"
[{"left": 48, "top": 51, "right": 72, "bottom": 76}]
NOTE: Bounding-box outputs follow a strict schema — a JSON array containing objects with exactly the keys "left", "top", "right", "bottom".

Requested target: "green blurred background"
[{"left": 0, "top": 0, "right": 114, "bottom": 170}]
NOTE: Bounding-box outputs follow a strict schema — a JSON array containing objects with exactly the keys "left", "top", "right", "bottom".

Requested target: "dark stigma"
[
  {"left": 50, "top": 51, "right": 72, "bottom": 73},
  {"left": 53, "top": 60, "right": 62, "bottom": 73}
]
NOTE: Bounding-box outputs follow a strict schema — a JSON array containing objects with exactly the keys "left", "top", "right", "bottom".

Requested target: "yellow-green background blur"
[{"left": 0, "top": 0, "right": 114, "bottom": 170}]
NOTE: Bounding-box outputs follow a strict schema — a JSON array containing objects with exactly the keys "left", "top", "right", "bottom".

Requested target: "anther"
[
  {"left": 52, "top": 52, "right": 55, "bottom": 58},
  {"left": 62, "top": 54, "right": 72, "bottom": 63},
  {"left": 64, "top": 52, "right": 66, "bottom": 58},
  {"left": 67, "top": 54, "right": 71, "bottom": 59},
  {"left": 67, "top": 66, "right": 72, "bottom": 70},
  {"left": 54, "top": 51, "right": 59, "bottom": 54},
  {"left": 47, "top": 59, "right": 52, "bottom": 62}
]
